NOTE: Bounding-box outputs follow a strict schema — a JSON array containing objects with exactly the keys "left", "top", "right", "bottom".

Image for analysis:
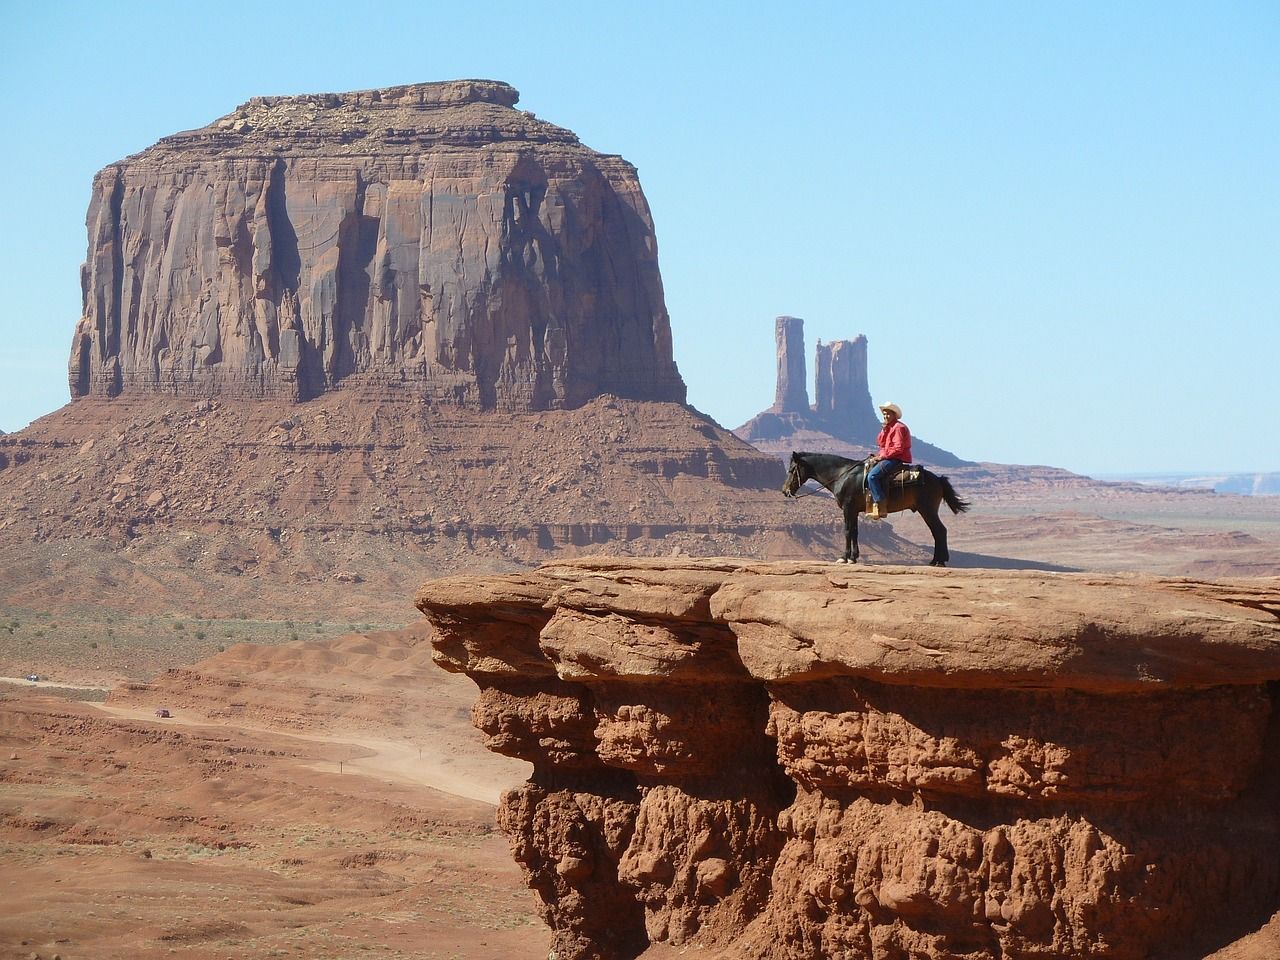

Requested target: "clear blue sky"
[{"left": 1, "top": 1, "right": 1276, "bottom": 474}]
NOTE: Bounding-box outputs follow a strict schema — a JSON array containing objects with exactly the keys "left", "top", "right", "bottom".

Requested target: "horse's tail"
[{"left": 938, "top": 476, "right": 970, "bottom": 514}]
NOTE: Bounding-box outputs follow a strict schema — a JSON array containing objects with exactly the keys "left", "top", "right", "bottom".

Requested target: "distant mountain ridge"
[{"left": 1097, "top": 472, "right": 1280, "bottom": 497}]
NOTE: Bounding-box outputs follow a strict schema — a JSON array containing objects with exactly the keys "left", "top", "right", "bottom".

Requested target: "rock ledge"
[{"left": 417, "top": 558, "right": 1280, "bottom": 960}]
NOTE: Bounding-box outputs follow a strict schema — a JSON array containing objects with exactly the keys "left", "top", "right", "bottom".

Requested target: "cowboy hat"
[{"left": 878, "top": 402, "right": 902, "bottom": 418}]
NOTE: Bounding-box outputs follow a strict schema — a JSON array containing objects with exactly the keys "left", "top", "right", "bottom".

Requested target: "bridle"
[
  {"left": 784, "top": 460, "right": 862, "bottom": 499},
  {"left": 787, "top": 482, "right": 827, "bottom": 499}
]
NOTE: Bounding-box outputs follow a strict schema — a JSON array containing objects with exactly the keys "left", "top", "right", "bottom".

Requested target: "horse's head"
[{"left": 782, "top": 452, "right": 808, "bottom": 497}]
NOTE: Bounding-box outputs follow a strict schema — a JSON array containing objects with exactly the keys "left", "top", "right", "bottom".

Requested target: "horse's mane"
[{"left": 794, "top": 451, "right": 860, "bottom": 468}]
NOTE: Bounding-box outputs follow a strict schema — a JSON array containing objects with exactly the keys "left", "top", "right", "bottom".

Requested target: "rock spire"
[
  {"left": 771, "top": 316, "right": 809, "bottom": 413},
  {"left": 737, "top": 318, "right": 965, "bottom": 465}
]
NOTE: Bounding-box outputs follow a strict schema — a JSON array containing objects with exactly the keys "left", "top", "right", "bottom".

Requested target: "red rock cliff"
[
  {"left": 416, "top": 558, "right": 1280, "bottom": 960},
  {"left": 68, "top": 80, "right": 685, "bottom": 410}
]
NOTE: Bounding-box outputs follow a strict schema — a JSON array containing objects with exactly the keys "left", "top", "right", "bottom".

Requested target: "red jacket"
[{"left": 877, "top": 421, "right": 912, "bottom": 463}]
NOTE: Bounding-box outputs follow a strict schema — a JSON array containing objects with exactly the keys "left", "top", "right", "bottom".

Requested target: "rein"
[
  {"left": 788, "top": 484, "right": 828, "bottom": 499},
  {"left": 789, "top": 462, "right": 862, "bottom": 499}
]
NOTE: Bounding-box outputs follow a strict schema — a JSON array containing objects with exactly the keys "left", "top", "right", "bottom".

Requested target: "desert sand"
[{"left": 0, "top": 628, "right": 547, "bottom": 960}]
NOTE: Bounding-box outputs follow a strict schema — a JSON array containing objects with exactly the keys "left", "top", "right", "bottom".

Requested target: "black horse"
[{"left": 782, "top": 451, "right": 970, "bottom": 566}]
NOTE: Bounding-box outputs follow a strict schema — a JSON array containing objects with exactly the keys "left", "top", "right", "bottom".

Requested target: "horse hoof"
[
  {"left": 930, "top": 560, "right": 947, "bottom": 568},
  {"left": 835, "top": 557, "right": 850, "bottom": 564}
]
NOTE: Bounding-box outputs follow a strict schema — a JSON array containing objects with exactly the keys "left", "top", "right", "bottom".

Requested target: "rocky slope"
[
  {"left": 0, "top": 394, "right": 941, "bottom": 621},
  {"left": 68, "top": 80, "right": 683, "bottom": 410},
  {"left": 416, "top": 557, "right": 1280, "bottom": 960}
]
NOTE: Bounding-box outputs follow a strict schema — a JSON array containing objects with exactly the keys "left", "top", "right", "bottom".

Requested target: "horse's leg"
[
  {"left": 921, "top": 499, "right": 949, "bottom": 566},
  {"left": 842, "top": 501, "right": 860, "bottom": 563}
]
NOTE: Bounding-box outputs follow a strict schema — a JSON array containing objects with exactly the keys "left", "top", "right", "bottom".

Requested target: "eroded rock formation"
[
  {"left": 417, "top": 558, "right": 1280, "bottom": 960},
  {"left": 737, "top": 321, "right": 964, "bottom": 466},
  {"left": 68, "top": 80, "right": 684, "bottom": 410},
  {"left": 814, "top": 335, "right": 879, "bottom": 438},
  {"left": 772, "top": 317, "right": 809, "bottom": 414},
  {"left": 0, "top": 392, "right": 951, "bottom": 615}
]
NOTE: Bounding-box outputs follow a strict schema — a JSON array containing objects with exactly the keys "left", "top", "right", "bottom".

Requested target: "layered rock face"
[
  {"left": 417, "top": 558, "right": 1280, "bottom": 960},
  {"left": 68, "top": 80, "right": 685, "bottom": 410}
]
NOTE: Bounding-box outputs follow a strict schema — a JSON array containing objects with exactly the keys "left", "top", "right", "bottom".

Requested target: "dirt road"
[
  {"left": 89, "top": 701, "right": 526, "bottom": 805},
  {"left": 0, "top": 673, "right": 110, "bottom": 691}
]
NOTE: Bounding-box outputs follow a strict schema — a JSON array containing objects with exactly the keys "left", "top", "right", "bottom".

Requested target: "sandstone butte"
[
  {"left": 416, "top": 557, "right": 1280, "bottom": 960},
  {"left": 68, "top": 79, "right": 684, "bottom": 410}
]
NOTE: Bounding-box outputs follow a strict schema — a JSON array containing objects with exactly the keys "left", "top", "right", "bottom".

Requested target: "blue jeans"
[{"left": 867, "top": 459, "right": 905, "bottom": 503}]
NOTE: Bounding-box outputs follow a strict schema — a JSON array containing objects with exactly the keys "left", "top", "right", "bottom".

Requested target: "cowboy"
[{"left": 866, "top": 402, "right": 912, "bottom": 518}]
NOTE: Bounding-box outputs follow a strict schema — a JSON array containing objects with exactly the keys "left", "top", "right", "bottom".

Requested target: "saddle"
[{"left": 863, "top": 462, "right": 926, "bottom": 511}]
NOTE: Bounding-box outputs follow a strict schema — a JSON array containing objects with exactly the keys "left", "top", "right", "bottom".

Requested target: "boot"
[{"left": 869, "top": 501, "right": 885, "bottom": 519}]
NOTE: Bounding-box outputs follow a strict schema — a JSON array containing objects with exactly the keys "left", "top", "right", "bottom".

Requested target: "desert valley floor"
[{"left": 2, "top": 482, "right": 1278, "bottom": 960}]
